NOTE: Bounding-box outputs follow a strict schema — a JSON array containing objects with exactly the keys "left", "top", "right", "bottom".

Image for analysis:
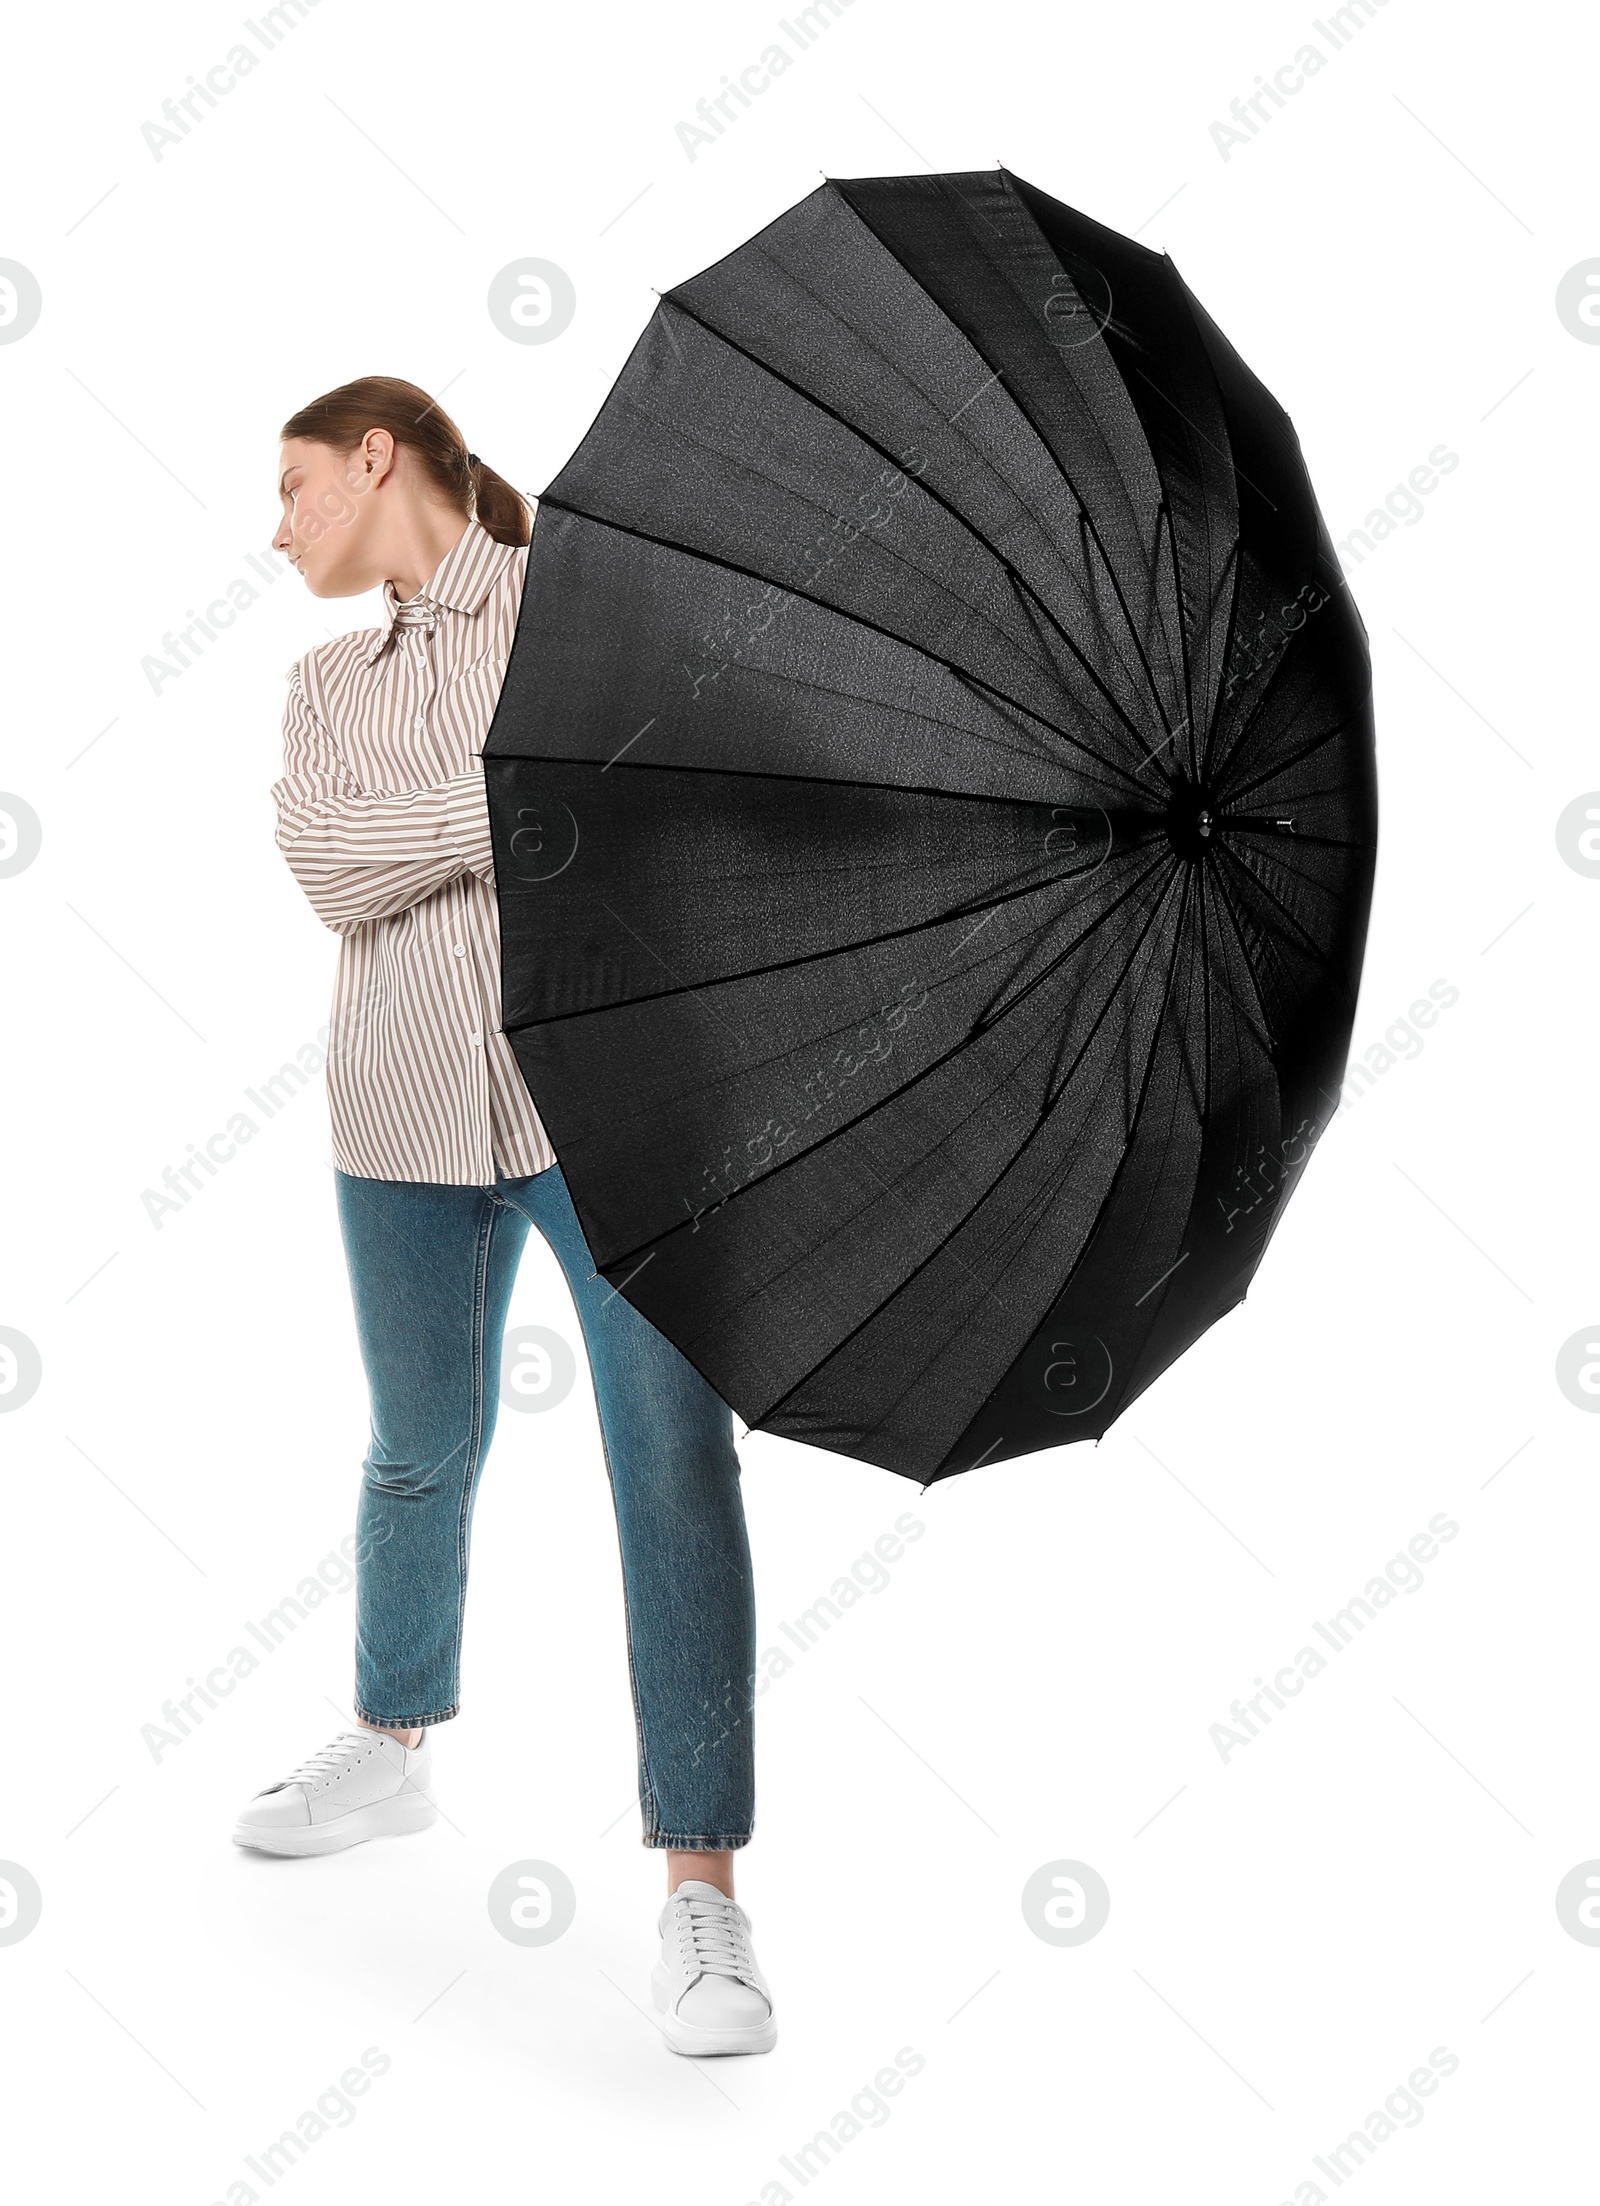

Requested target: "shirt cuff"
[{"left": 443, "top": 765, "right": 495, "bottom": 880}]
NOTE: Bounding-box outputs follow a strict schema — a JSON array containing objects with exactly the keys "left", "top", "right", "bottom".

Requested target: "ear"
[{"left": 360, "top": 427, "right": 397, "bottom": 481}]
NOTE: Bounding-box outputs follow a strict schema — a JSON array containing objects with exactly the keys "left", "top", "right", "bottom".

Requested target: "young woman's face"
[{"left": 272, "top": 433, "right": 386, "bottom": 597}]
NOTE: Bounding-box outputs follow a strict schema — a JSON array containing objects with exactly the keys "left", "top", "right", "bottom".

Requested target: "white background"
[{"left": 1, "top": 0, "right": 1595, "bottom": 2199}]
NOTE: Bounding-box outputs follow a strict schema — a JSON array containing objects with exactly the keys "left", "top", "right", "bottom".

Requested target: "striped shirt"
[{"left": 270, "top": 516, "right": 556, "bottom": 1185}]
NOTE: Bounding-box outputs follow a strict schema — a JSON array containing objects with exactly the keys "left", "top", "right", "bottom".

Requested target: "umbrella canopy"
[{"left": 482, "top": 168, "right": 1377, "bottom": 1484}]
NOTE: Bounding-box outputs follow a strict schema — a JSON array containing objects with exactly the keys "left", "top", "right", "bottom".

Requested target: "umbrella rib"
[
  {"left": 892, "top": 853, "right": 1204, "bottom": 1453},
  {"left": 538, "top": 749, "right": 1142, "bottom": 815},
  {"left": 506, "top": 683, "right": 1139, "bottom": 806},
  {"left": 752, "top": 859, "right": 1192, "bottom": 1432},
  {"left": 1204, "top": 647, "right": 1295, "bottom": 790},
  {"left": 941, "top": 658, "right": 1146, "bottom": 795},
  {"left": 1212, "top": 701, "right": 1369, "bottom": 808},
  {"left": 780, "top": 934, "right": 1187, "bottom": 1451},
  {"left": 1197, "top": 534, "right": 1246, "bottom": 787},
  {"left": 532, "top": 497, "right": 1158, "bottom": 801},
  {"left": 786, "top": 856, "right": 1201, "bottom": 1448},
  {"left": 1199, "top": 852, "right": 1321, "bottom": 1079},
  {"left": 1040, "top": 855, "right": 1197, "bottom": 1214},
  {"left": 1197, "top": 832, "right": 1214, "bottom": 1147},
  {"left": 1066, "top": 504, "right": 1181, "bottom": 778},
  {"left": 1127, "top": 270, "right": 1308, "bottom": 783},
  {"left": 1205, "top": 608, "right": 1370, "bottom": 792},
  {"left": 1127, "top": 350, "right": 1271, "bottom": 512},
  {"left": 1154, "top": 500, "right": 1199, "bottom": 784},
  {"left": 1209, "top": 835, "right": 1348, "bottom": 984},
  {"left": 1195, "top": 860, "right": 1279, "bottom": 1075},
  {"left": 963, "top": 857, "right": 1176, "bottom": 1056},
  {"left": 1068, "top": 504, "right": 1183, "bottom": 774},
  {"left": 583, "top": 849, "right": 1177, "bottom": 1278},
  {"left": 500, "top": 840, "right": 1164, "bottom": 1038},
  {"left": 1138, "top": 365, "right": 1244, "bottom": 783},
  {"left": 659, "top": 289, "right": 1169, "bottom": 763},
  {"left": 1221, "top": 824, "right": 1367, "bottom": 852},
  {"left": 826, "top": 181, "right": 1196, "bottom": 760},
  {"left": 979, "top": 180, "right": 1216, "bottom": 768}
]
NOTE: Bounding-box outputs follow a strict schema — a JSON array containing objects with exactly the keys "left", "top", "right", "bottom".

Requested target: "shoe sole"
[
  {"left": 651, "top": 1966, "right": 777, "bottom": 2056},
  {"left": 659, "top": 2014, "right": 778, "bottom": 2056},
  {"left": 232, "top": 1791, "right": 437, "bottom": 1857}
]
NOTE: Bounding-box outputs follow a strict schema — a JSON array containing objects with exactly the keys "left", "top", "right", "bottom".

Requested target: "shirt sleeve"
[{"left": 270, "top": 659, "right": 496, "bottom": 935}]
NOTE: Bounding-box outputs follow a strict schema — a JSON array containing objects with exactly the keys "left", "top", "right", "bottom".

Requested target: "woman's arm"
[{"left": 269, "top": 658, "right": 494, "bottom": 935}]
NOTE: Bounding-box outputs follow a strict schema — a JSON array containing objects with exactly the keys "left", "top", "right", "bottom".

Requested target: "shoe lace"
[
  {"left": 279, "top": 1731, "right": 380, "bottom": 1789},
  {"left": 673, "top": 1893, "right": 757, "bottom": 1984}
]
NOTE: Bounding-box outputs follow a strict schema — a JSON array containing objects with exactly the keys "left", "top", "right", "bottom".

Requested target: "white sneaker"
[
  {"left": 652, "top": 1879, "right": 777, "bottom": 2056},
  {"left": 232, "top": 1727, "right": 436, "bottom": 1857}
]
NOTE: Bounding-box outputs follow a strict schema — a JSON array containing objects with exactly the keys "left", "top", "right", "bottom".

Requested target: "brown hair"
[{"left": 278, "top": 374, "right": 531, "bottom": 546}]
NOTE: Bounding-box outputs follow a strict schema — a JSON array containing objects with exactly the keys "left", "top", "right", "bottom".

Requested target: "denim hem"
[
  {"left": 641, "top": 1832, "right": 753, "bottom": 1851},
  {"left": 354, "top": 1702, "right": 458, "bottom": 1728}
]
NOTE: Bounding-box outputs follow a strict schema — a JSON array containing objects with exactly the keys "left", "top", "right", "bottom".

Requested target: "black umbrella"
[{"left": 482, "top": 168, "right": 1376, "bottom": 1485}]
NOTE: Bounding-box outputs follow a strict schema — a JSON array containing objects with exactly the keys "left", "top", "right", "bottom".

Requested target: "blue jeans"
[{"left": 333, "top": 1160, "right": 757, "bottom": 1851}]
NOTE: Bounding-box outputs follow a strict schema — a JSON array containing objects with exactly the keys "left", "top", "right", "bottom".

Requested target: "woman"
[{"left": 236, "top": 376, "right": 775, "bottom": 2059}]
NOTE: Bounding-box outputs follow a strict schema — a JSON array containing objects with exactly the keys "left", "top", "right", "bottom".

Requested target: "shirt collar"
[{"left": 364, "top": 517, "right": 516, "bottom": 663}]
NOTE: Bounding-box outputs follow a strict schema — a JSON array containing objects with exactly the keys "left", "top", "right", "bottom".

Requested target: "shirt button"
[
  {"left": 414, "top": 714, "right": 425, "bottom": 731},
  {"left": 468, "top": 1031, "right": 482, "bottom": 1046},
  {"left": 452, "top": 942, "right": 466, "bottom": 956}
]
